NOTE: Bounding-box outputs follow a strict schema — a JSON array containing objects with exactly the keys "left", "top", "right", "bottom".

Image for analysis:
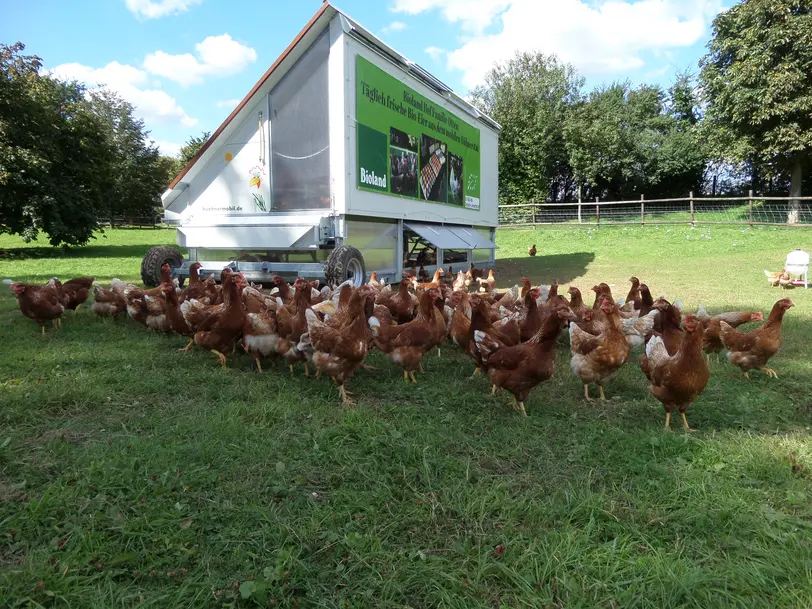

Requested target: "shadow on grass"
[
  {"left": 0, "top": 243, "right": 179, "bottom": 261},
  {"left": 495, "top": 252, "right": 596, "bottom": 286}
]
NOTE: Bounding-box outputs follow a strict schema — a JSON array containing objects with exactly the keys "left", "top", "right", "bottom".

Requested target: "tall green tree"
[
  {"left": 88, "top": 89, "right": 167, "bottom": 219},
  {"left": 699, "top": 0, "right": 812, "bottom": 222},
  {"left": 0, "top": 42, "right": 112, "bottom": 246},
  {"left": 564, "top": 81, "right": 707, "bottom": 200},
  {"left": 470, "top": 52, "right": 583, "bottom": 203},
  {"left": 175, "top": 131, "right": 210, "bottom": 174}
]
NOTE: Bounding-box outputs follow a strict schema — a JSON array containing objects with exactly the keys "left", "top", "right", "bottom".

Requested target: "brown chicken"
[
  {"left": 190, "top": 269, "right": 246, "bottom": 368},
  {"left": 567, "top": 286, "right": 589, "bottom": 321},
  {"left": 569, "top": 299, "right": 631, "bottom": 401},
  {"left": 624, "top": 276, "right": 639, "bottom": 304},
  {"left": 475, "top": 306, "right": 572, "bottom": 416},
  {"left": 640, "top": 300, "right": 684, "bottom": 381},
  {"left": 467, "top": 296, "right": 520, "bottom": 377},
  {"left": 381, "top": 279, "right": 418, "bottom": 324},
  {"left": 305, "top": 287, "right": 376, "bottom": 404},
  {"left": 519, "top": 288, "right": 544, "bottom": 342},
  {"left": 369, "top": 290, "right": 439, "bottom": 383},
  {"left": 477, "top": 269, "right": 496, "bottom": 293},
  {"left": 591, "top": 283, "right": 613, "bottom": 310},
  {"left": 720, "top": 298, "right": 793, "bottom": 378},
  {"left": 696, "top": 307, "right": 764, "bottom": 357},
  {"left": 528, "top": 244, "right": 537, "bottom": 257},
  {"left": 645, "top": 313, "right": 709, "bottom": 431},
  {"left": 53, "top": 277, "right": 95, "bottom": 311},
  {"left": 415, "top": 268, "right": 444, "bottom": 290},
  {"left": 242, "top": 304, "right": 280, "bottom": 373},
  {"left": 92, "top": 283, "right": 128, "bottom": 319},
  {"left": 450, "top": 291, "right": 474, "bottom": 351},
  {"left": 162, "top": 283, "right": 192, "bottom": 337},
  {"left": 638, "top": 284, "right": 655, "bottom": 316},
  {"left": 179, "top": 262, "right": 214, "bottom": 304},
  {"left": 8, "top": 282, "right": 65, "bottom": 334},
  {"left": 275, "top": 278, "right": 312, "bottom": 376}
]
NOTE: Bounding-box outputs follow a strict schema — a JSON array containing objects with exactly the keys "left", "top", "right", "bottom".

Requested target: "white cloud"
[
  {"left": 382, "top": 20, "right": 408, "bottom": 34},
  {"left": 395, "top": 0, "right": 726, "bottom": 89},
  {"left": 49, "top": 61, "right": 198, "bottom": 127},
  {"left": 392, "top": 0, "right": 510, "bottom": 33},
  {"left": 125, "top": 0, "right": 203, "bottom": 19},
  {"left": 424, "top": 46, "right": 446, "bottom": 62},
  {"left": 144, "top": 34, "right": 257, "bottom": 86},
  {"left": 151, "top": 139, "right": 182, "bottom": 156},
  {"left": 216, "top": 98, "right": 241, "bottom": 108}
]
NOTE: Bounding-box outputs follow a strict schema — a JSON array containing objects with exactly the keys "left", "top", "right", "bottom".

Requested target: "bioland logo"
[{"left": 360, "top": 167, "right": 386, "bottom": 189}]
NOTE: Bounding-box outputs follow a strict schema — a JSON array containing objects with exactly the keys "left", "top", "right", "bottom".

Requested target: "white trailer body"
[{"left": 149, "top": 2, "right": 500, "bottom": 287}]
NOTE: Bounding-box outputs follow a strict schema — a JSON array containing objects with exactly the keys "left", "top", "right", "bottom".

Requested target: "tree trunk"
[{"left": 788, "top": 159, "right": 803, "bottom": 225}]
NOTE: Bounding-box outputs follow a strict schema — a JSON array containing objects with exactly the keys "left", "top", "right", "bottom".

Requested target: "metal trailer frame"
[{"left": 150, "top": 3, "right": 501, "bottom": 288}]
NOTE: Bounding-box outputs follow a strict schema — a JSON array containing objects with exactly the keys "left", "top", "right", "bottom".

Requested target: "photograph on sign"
[{"left": 389, "top": 128, "right": 418, "bottom": 198}]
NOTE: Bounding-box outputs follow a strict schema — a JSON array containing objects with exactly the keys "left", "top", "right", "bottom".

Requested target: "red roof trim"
[{"left": 167, "top": 2, "right": 331, "bottom": 190}]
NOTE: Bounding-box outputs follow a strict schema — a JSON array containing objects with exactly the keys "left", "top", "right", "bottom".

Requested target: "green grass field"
[{"left": 1, "top": 225, "right": 811, "bottom": 608}]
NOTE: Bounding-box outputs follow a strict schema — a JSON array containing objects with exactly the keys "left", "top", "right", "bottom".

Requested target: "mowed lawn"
[{"left": 1, "top": 224, "right": 811, "bottom": 608}]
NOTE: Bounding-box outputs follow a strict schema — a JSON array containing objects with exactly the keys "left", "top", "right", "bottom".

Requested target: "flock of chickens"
[{"left": 5, "top": 263, "right": 793, "bottom": 431}]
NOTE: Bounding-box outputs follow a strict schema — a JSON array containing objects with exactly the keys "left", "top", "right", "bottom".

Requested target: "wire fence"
[
  {"left": 98, "top": 215, "right": 164, "bottom": 228},
  {"left": 498, "top": 193, "right": 812, "bottom": 228}
]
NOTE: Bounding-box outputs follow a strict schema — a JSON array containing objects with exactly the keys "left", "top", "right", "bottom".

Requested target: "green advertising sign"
[{"left": 355, "top": 55, "right": 481, "bottom": 210}]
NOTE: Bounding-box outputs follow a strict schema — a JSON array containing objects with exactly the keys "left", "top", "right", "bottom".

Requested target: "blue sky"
[{"left": 2, "top": 0, "right": 731, "bottom": 157}]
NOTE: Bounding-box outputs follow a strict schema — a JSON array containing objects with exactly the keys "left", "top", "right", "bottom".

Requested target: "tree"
[
  {"left": 699, "top": 0, "right": 812, "bottom": 222},
  {"left": 564, "top": 81, "right": 707, "bottom": 200},
  {"left": 88, "top": 89, "right": 167, "bottom": 219},
  {"left": 470, "top": 52, "right": 583, "bottom": 204},
  {"left": 0, "top": 42, "right": 112, "bottom": 246},
  {"left": 177, "top": 131, "right": 210, "bottom": 171}
]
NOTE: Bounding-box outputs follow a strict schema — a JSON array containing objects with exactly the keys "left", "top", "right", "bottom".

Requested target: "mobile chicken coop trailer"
[{"left": 142, "top": 1, "right": 501, "bottom": 288}]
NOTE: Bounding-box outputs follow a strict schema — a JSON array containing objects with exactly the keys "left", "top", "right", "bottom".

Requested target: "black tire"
[
  {"left": 141, "top": 245, "right": 184, "bottom": 287},
  {"left": 324, "top": 245, "right": 366, "bottom": 288}
]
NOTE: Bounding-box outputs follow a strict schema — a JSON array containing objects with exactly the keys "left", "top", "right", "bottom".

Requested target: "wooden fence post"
[
  {"left": 595, "top": 197, "right": 600, "bottom": 226},
  {"left": 748, "top": 189, "right": 754, "bottom": 226},
  {"left": 689, "top": 191, "right": 695, "bottom": 227},
  {"left": 532, "top": 201, "right": 537, "bottom": 225},
  {"left": 640, "top": 194, "right": 645, "bottom": 225}
]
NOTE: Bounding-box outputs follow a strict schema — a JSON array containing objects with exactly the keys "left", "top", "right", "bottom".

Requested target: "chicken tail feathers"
[
  {"left": 2, "top": 279, "right": 13, "bottom": 286},
  {"left": 368, "top": 316, "right": 381, "bottom": 338},
  {"left": 304, "top": 308, "right": 324, "bottom": 333},
  {"left": 645, "top": 334, "right": 670, "bottom": 368},
  {"left": 473, "top": 330, "right": 500, "bottom": 365}
]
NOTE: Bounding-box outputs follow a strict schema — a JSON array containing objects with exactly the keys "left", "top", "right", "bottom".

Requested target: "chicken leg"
[
  {"left": 403, "top": 370, "right": 410, "bottom": 383},
  {"left": 40, "top": 325, "right": 46, "bottom": 336},
  {"left": 516, "top": 401, "right": 527, "bottom": 417},
  {"left": 680, "top": 412, "right": 696, "bottom": 432},
  {"left": 471, "top": 367, "right": 481, "bottom": 379},
  {"left": 598, "top": 385, "right": 606, "bottom": 401},
  {"left": 255, "top": 358, "right": 263, "bottom": 373},
  {"left": 409, "top": 371, "right": 418, "bottom": 384},
  {"left": 761, "top": 367, "right": 778, "bottom": 378},
  {"left": 178, "top": 339, "right": 194, "bottom": 352},
  {"left": 339, "top": 385, "right": 355, "bottom": 406},
  {"left": 584, "top": 384, "right": 593, "bottom": 402},
  {"left": 664, "top": 411, "right": 671, "bottom": 430},
  {"left": 304, "top": 362, "right": 310, "bottom": 377},
  {"left": 211, "top": 349, "right": 227, "bottom": 369}
]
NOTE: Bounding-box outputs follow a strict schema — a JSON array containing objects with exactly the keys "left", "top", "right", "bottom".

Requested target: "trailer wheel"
[
  {"left": 325, "top": 245, "right": 366, "bottom": 288},
  {"left": 141, "top": 245, "right": 184, "bottom": 287}
]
